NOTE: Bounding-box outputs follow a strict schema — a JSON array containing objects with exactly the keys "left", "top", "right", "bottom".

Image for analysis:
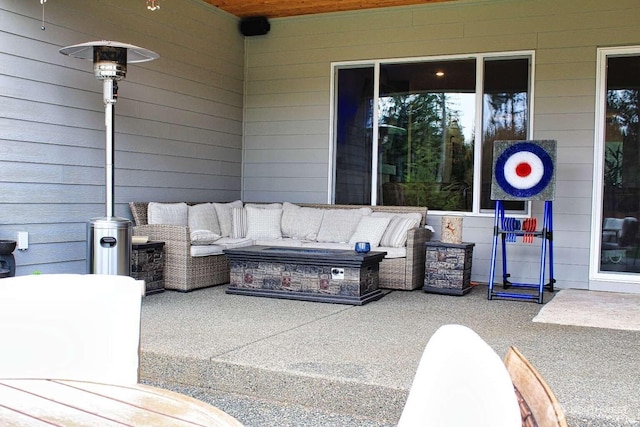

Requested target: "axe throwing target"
[{"left": 491, "top": 140, "right": 556, "bottom": 201}]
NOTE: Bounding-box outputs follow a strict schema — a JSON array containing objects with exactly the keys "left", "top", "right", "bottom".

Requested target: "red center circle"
[{"left": 515, "top": 162, "right": 532, "bottom": 177}]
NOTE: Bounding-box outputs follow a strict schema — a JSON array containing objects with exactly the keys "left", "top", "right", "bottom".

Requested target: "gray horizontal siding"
[{"left": 1, "top": 0, "right": 244, "bottom": 274}]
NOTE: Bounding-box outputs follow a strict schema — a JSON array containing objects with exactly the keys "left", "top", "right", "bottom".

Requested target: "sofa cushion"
[
  {"left": 190, "top": 237, "right": 253, "bottom": 257},
  {"left": 190, "top": 230, "right": 222, "bottom": 245},
  {"left": 298, "top": 241, "right": 405, "bottom": 259},
  {"left": 213, "top": 200, "right": 243, "bottom": 237},
  {"left": 148, "top": 202, "right": 188, "bottom": 226},
  {"left": 245, "top": 205, "right": 283, "bottom": 240},
  {"left": 188, "top": 203, "right": 221, "bottom": 235},
  {"left": 372, "top": 212, "right": 422, "bottom": 248},
  {"left": 281, "top": 202, "right": 324, "bottom": 240},
  {"left": 348, "top": 216, "right": 392, "bottom": 248},
  {"left": 231, "top": 207, "right": 247, "bottom": 238},
  {"left": 316, "top": 207, "right": 372, "bottom": 243}
]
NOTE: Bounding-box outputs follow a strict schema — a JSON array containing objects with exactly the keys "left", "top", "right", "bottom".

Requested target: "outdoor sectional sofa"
[{"left": 129, "top": 201, "right": 432, "bottom": 292}]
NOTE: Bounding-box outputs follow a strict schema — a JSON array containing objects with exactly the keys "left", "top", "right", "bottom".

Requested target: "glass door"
[{"left": 592, "top": 48, "right": 640, "bottom": 279}]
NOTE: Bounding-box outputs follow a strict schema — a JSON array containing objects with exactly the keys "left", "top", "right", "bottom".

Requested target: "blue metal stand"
[{"left": 488, "top": 200, "right": 556, "bottom": 304}]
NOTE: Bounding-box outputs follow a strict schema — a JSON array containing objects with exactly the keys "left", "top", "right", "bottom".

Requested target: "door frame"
[{"left": 589, "top": 46, "right": 640, "bottom": 288}]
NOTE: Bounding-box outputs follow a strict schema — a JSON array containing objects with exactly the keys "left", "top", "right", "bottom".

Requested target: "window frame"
[{"left": 329, "top": 50, "right": 536, "bottom": 217}]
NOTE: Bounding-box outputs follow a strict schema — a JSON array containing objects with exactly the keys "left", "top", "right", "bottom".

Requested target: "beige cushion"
[
  {"left": 245, "top": 205, "right": 283, "bottom": 240},
  {"left": 188, "top": 203, "right": 221, "bottom": 235},
  {"left": 372, "top": 212, "right": 422, "bottom": 248},
  {"left": 316, "top": 207, "right": 372, "bottom": 243},
  {"left": 213, "top": 200, "right": 243, "bottom": 237},
  {"left": 190, "top": 230, "right": 222, "bottom": 245},
  {"left": 148, "top": 202, "right": 188, "bottom": 225},
  {"left": 348, "top": 216, "right": 392, "bottom": 247},
  {"left": 281, "top": 202, "right": 325, "bottom": 240}
]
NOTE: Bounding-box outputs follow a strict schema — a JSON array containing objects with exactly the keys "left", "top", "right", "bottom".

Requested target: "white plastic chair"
[
  {"left": 0, "top": 274, "right": 142, "bottom": 385},
  {"left": 398, "top": 324, "right": 522, "bottom": 427}
]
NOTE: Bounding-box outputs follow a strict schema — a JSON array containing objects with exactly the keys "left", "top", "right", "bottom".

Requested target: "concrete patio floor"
[{"left": 139, "top": 284, "right": 640, "bottom": 427}]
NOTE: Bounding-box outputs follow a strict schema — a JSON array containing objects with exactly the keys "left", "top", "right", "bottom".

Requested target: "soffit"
[{"left": 201, "top": 0, "right": 459, "bottom": 19}]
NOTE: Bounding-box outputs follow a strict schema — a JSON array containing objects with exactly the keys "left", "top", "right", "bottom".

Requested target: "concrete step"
[
  {"left": 141, "top": 353, "right": 405, "bottom": 425},
  {"left": 142, "top": 379, "right": 396, "bottom": 427},
  {"left": 139, "top": 285, "right": 640, "bottom": 426}
]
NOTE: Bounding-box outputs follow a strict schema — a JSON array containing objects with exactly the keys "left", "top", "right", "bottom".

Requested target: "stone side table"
[
  {"left": 131, "top": 241, "right": 165, "bottom": 295},
  {"left": 423, "top": 241, "right": 475, "bottom": 295}
]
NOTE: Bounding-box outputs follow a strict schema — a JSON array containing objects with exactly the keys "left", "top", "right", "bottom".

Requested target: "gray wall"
[
  {"left": 242, "top": 0, "right": 640, "bottom": 291},
  {"left": 0, "top": 0, "right": 243, "bottom": 275}
]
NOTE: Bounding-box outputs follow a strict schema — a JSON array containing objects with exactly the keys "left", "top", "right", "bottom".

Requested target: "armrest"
[
  {"left": 406, "top": 227, "right": 432, "bottom": 260},
  {"left": 133, "top": 224, "right": 190, "bottom": 246},
  {"left": 405, "top": 227, "right": 432, "bottom": 289}
]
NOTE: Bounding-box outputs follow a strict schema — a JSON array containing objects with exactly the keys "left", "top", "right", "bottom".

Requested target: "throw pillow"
[
  {"left": 315, "top": 207, "right": 372, "bottom": 243},
  {"left": 190, "top": 230, "right": 222, "bottom": 245},
  {"left": 245, "top": 205, "right": 283, "bottom": 240},
  {"left": 231, "top": 207, "right": 247, "bottom": 238},
  {"left": 212, "top": 200, "right": 243, "bottom": 237},
  {"left": 281, "top": 202, "right": 324, "bottom": 240},
  {"left": 348, "top": 216, "right": 392, "bottom": 247},
  {"left": 148, "top": 202, "right": 188, "bottom": 225},
  {"left": 377, "top": 213, "right": 422, "bottom": 247},
  {"left": 188, "top": 203, "right": 221, "bottom": 235}
]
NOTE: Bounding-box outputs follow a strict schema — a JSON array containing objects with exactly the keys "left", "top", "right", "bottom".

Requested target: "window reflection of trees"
[{"left": 379, "top": 93, "right": 474, "bottom": 210}]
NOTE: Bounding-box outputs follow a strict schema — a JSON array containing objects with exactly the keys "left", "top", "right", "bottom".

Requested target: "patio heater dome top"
[
  {"left": 60, "top": 40, "right": 159, "bottom": 80},
  {"left": 59, "top": 40, "right": 159, "bottom": 63}
]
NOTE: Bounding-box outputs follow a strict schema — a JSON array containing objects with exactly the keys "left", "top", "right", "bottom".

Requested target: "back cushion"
[
  {"left": 245, "top": 205, "right": 283, "bottom": 240},
  {"left": 188, "top": 203, "right": 221, "bottom": 235},
  {"left": 372, "top": 212, "right": 422, "bottom": 247},
  {"left": 213, "top": 200, "right": 243, "bottom": 237},
  {"left": 281, "top": 202, "right": 325, "bottom": 240},
  {"left": 148, "top": 202, "right": 188, "bottom": 225},
  {"left": 316, "top": 207, "right": 372, "bottom": 243},
  {"left": 348, "top": 216, "right": 392, "bottom": 247}
]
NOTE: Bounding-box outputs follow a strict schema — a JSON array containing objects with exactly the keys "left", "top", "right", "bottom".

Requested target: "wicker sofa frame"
[{"left": 129, "top": 202, "right": 431, "bottom": 292}]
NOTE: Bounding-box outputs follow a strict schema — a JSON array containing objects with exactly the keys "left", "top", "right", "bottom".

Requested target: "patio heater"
[{"left": 59, "top": 41, "right": 158, "bottom": 275}]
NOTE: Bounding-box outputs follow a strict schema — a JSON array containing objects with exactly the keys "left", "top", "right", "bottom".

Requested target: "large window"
[{"left": 332, "top": 53, "right": 533, "bottom": 214}]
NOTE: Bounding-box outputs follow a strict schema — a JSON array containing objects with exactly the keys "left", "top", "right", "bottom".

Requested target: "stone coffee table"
[{"left": 224, "top": 246, "right": 386, "bottom": 305}]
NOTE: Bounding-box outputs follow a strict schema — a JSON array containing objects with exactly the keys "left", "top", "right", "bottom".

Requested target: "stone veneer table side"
[{"left": 224, "top": 246, "right": 387, "bottom": 305}]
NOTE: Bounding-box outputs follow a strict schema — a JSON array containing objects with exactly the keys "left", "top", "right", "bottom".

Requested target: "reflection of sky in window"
[{"left": 449, "top": 93, "right": 475, "bottom": 144}]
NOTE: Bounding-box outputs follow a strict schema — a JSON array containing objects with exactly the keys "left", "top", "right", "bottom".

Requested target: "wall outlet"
[{"left": 17, "top": 231, "right": 28, "bottom": 250}]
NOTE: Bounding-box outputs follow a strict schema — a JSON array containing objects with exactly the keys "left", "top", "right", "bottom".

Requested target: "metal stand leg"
[
  {"left": 488, "top": 201, "right": 555, "bottom": 304},
  {"left": 487, "top": 201, "right": 502, "bottom": 300}
]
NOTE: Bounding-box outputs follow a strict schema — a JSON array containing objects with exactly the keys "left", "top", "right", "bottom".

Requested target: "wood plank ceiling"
[{"left": 201, "top": 0, "right": 458, "bottom": 19}]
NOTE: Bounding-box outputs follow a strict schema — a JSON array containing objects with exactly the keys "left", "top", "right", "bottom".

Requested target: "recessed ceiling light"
[{"left": 435, "top": 71, "right": 445, "bottom": 77}]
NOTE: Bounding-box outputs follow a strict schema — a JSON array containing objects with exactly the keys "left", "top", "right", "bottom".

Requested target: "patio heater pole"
[
  {"left": 60, "top": 41, "right": 158, "bottom": 275},
  {"left": 105, "top": 77, "right": 116, "bottom": 218}
]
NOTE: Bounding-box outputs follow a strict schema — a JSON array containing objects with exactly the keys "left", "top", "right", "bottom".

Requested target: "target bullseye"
[
  {"left": 491, "top": 140, "right": 556, "bottom": 201},
  {"left": 516, "top": 162, "right": 531, "bottom": 177}
]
